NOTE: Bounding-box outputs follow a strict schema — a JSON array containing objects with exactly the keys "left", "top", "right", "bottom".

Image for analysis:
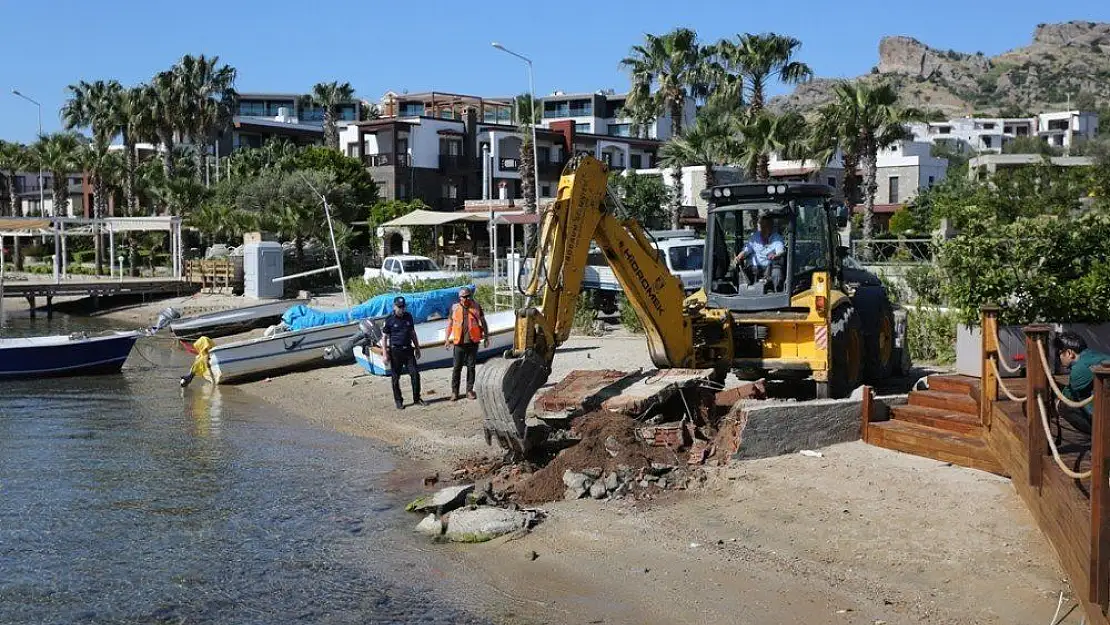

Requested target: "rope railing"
[
  {"left": 1036, "top": 394, "right": 1093, "bottom": 480},
  {"left": 989, "top": 356, "right": 1027, "bottom": 402},
  {"left": 992, "top": 327, "right": 1023, "bottom": 374},
  {"left": 1035, "top": 340, "right": 1093, "bottom": 409}
]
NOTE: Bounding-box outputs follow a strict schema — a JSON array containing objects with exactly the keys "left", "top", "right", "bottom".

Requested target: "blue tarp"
[{"left": 281, "top": 283, "right": 476, "bottom": 332}]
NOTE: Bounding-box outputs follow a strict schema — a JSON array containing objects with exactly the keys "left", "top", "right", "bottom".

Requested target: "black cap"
[{"left": 393, "top": 296, "right": 406, "bottom": 307}]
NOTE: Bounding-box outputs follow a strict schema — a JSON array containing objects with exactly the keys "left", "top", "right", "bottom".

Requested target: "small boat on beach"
[
  {"left": 353, "top": 309, "right": 516, "bottom": 376},
  {"left": 200, "top": 319, "right": 362, "bottom": 384},
  {"left": 0, "top": 331, "right": 142, "bottom": 379},
  {"left": 168, "top": 298, "right": 309, "bottom": 341}
]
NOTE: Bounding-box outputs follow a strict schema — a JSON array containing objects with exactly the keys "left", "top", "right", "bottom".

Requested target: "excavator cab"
[
  {"left": 700, "top": 182, "right": 906, "bottom": 398},
  {"left": 703, "top": 183, "right": 838, "bottom": 312}
]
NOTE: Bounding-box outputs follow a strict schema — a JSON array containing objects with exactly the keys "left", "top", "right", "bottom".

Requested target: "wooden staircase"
[{"left": 863, "top": 375, "right": 1006, "bottom": 475}]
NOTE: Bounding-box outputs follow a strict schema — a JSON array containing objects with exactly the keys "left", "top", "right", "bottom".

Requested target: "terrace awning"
[
  {"left": 381, "top": 209, "right": 488, "bottom": 228},
  {"left": 0, "top": 218, "right": 52, "bottom": 233}
]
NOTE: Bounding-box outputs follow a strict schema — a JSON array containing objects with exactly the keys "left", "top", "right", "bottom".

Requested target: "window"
[
  {"left": 982, "top": 136, "right": 993, "bottom": 149},
  {"left": 540, "top": 184, "right": 551, "bottom": 197},
  {"left": 568, "top": 99, "right": 592, "bottom": 117},
  {"left": 574, "top": 123, "right": 591, "bottom": 134},
  {"left": 266, "top": 101, "right": 294, "bottom": 116},
  {"left": 442, "top": 183, "right": 458, "bottom": 199},
  {"left": 399, "top": 102, "right": 424, "bottom": 117},
  {"left": 668, "top": 245, "right": 704, "bottom": 272},
  {"left": 888, "top": 176, "right": 900, "bottom": 204},
  {"left": 938, "top": 126, "right": 951, "bottom": 134},
  {"left": 397, "top": 183, "right": 408, "bottom": 200},
  {"left": 983, "top": 123, "right": 996, "bottom": 130},
  {"left": 346, "top": 143, "right": 359, "bottom": 158},
  {"left": 630, "top": 154, "right": 642, "bottom": 169},
  {"left": 339, "top": 104, "right": 357, "bottom": 121},
  {"left": 239, "top": 101, "right": 266, "bottom": 116},
  {"left": 827, "top": 176, "right": 837, "bottom": 188},
  {"left": 928, "top": 175, "right": 935, "bottom": 187},
  {"left": 607, "top": 123, "right": 631, "bottom": 137}
]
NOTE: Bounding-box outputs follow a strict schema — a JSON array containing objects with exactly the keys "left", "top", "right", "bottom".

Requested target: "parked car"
[
  {"left": 583, "top": 234, "right": 705, "bottom": 313},
  {"left": 363, "top": 255, "right": 468, "bottom": 284}
]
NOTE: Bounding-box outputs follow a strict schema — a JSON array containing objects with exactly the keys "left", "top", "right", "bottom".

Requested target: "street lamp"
[
  {"left": 12, "top": 88, "right": 57, "bottom": 283},
  {"left": 491, "top": 42, "right": 541, "bottom": 226},
  {"left": 11, "top": 89, "right": 45, "bottom": 216}
]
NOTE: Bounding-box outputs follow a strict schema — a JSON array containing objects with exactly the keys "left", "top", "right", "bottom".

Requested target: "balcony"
[
  {"left": 362, "top": 153, "right": 410, "bottom": 167},
  {"left": 499, "top": 157, "right": 520, "bottom": 172},
  {"left": 438, "top": 154, "right": 471, "bottom": 172},
  {"left": 537, "top": 159, "right": 563, "bottom": 175}
]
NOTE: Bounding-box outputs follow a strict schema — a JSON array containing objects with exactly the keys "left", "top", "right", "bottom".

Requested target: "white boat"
[
  {"left": 204, "top": 319, "right": 362, "bottom": 384},
  {"left": 169, "top": 298, "right": 309, "bottom": 341},
  {"left": 353, "top": 309, "right": 516, "bottom": 376}
]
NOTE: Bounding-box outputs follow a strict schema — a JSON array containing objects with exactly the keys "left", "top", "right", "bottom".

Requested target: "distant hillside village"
[{"left": 1, "top": 22, "right": 1106, "bottom": 257}]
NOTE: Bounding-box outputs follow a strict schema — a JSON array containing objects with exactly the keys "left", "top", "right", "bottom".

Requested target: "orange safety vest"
[{"left": 448, "top": 302, "right": 484, "bottom": 344}]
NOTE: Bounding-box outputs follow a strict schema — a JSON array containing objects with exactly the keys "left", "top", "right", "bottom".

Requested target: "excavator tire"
[
  {"left": 476, "top": 351, "right": 552, "bottom": 458},
  {"left": 864, "top": 299, "right": 896, "bottom": 382},
  {"left": 821, "top": 304, "right": 863, "bottom": 399}
]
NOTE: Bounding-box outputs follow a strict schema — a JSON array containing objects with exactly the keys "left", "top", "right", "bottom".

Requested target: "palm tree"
[
  {"left": 146, "top": 72, "right": 182, "bottom": 178},
  {"left": 812, "top": 81, "right": 923, "bottom": 251},
  {"left": 74, "top": 143, "right": 123, "bottom": 273},
  {"left": 301, "top": 81, "right": 354, "bottom": 150},
  {"left": 0, "top": 141, "right": 29, "bottom": 269},
  {"left": 732, "top": 112, "right": 808, "bottom": 181},
  {"left": 113, "top": 86, "right": 152, "bottom": 215},
  {"left": 714, "top": 33, "right": 813, "bottom": 116},
  {"left": 62, "top": 79, "right": 121, "bottom": 220},
  {"left": 0, "top": 140, "right": 29, "bottom": 217},
  {"left": 658, "top": 113, "right": 733, "bottom": 191},
  {"left": 32, "top": 133, "right": 83, "bottom": 217},
  {"left": 173, "top": 54, "right": 238, "bottom": 181},
  {"left": 621, "top": 28, "right": 711, "bottom": 228},
  {"left": 514, "top": 93, "right": 541, "bottom": 220}
]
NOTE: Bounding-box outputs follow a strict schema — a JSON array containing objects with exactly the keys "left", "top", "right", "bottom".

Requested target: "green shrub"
[
  {"left": 618, "top": 295, "right": 643, "bottom": 333},
  {"left": 904, "top": 265, "right": 943, "bottom": 305},
  {"left": 906, "top": 307, "right": 958, "bottom": 365},
  {"left": 72, "top": 250, "right": 95, "bottom": 264}
]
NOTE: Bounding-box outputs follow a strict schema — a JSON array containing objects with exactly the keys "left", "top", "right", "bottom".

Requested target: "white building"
[
  {"left": 537, "top": 91, "right": 696, "bottom": 141},
  {"left": 909, "top": 110, "right": 1099, "bottom": 154}
]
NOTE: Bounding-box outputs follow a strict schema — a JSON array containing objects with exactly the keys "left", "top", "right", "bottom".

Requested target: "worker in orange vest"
[{"left": 444, "top": 286, "right": 489, "bottom": 400}]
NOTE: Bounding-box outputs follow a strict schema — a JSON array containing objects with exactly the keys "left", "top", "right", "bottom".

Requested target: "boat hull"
[
  {"left": 0, "top": 332, "right": 141, "bottom": 379},
  {"left": 353, "top": 310, "right": 516, "bottom": 376},
  {"left": 208, "top": 321, "right": 361, "bottom": 384},
  {"left": 169, "top": 299, "right": 307, "bottom": 341}
]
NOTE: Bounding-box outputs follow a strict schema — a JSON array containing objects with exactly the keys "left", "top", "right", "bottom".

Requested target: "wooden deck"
[{"left": 861, "top": 306, "right": 1110, "bottom": 624}]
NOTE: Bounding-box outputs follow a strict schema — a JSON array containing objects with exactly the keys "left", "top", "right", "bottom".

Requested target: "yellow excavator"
[{"left": 477, "top": 155, "right": 908, "bottom": 455}]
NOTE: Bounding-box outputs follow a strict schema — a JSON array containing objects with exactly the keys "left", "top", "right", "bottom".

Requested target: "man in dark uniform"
[{"left": 382, "top": 296, "right": 424, "bottom": 409}]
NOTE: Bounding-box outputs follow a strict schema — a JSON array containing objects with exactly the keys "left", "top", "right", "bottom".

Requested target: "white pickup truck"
[
  {"left": 582, "top": 234, "right": 705, "bottom": 314},
  {"left": 363, "top": 255, "right": 468, "bottom": 284}
]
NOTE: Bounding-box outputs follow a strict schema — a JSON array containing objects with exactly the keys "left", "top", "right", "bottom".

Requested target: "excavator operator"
[{"left": 733, "top": 214, "right": 786, "bottom": 292}]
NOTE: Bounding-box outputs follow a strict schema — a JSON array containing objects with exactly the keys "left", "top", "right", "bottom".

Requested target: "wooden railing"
[{"left": 979, "top": 304, "right": 1110, "bottom": 616}]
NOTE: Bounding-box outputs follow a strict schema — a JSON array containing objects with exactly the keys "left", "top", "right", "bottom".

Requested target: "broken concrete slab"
[
  {"left": 405, "top": 484, "right": 475, "bottom": 515},
  {"left": 532, "top": 369, "right": 638, "bottom": 421},
  {"left": 600, "top": 369, "right": 717, "bottom": 416},
  {"left": 445, "top": 507, "right": 532, "bottom": 542},
  {"left": 722, "top": 394, "right": 908, "bottom": 461}
]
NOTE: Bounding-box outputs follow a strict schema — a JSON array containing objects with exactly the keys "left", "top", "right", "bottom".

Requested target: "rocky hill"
[{"left": 771, "top": 21, "right": 1110, "bottom": 116}]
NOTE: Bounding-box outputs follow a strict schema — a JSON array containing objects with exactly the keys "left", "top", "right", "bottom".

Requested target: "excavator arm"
[{"left": 477, "top": 155, "right": 732, "bottom": 456}]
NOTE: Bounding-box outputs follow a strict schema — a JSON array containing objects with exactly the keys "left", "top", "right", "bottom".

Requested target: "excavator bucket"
[{"left": 476, "top": 350, "right": 552, "bottom": 457}]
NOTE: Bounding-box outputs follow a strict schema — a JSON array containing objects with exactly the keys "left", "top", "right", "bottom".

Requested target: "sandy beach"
[{"left": 60, "top": 293, "right": 1076, "bottom": 624}]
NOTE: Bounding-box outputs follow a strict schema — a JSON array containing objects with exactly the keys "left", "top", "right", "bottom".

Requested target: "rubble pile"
[{"left": 510, "top": 411, "right": 708, "bottom": 504}]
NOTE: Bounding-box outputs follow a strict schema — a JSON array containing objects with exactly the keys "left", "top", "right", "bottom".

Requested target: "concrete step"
[
  {"left": 866, "top": 420, "right": 1005, "bottom": 475},
  {"left": 909, "top": 389, "right": 979, "bottom": 416},
  {"left": 890, "top": 404, "right": 982, "bottom": 436}
]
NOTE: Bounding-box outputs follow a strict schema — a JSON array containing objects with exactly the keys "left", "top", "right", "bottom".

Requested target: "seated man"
[
  {"left": 1054, "top": 331, "right": 1110, "bottom": 435},
  {"left": 734, "top": 215, "right": 785, "bottom": 291}
]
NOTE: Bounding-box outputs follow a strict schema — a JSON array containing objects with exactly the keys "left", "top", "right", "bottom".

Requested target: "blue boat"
[{"left": 0, "top": 331, "right": 142, "bottom": 379}]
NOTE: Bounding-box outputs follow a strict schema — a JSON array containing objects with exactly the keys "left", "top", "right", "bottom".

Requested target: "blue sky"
[{"left": 0, "top": 0, "right": 1105, "bottom": 143}]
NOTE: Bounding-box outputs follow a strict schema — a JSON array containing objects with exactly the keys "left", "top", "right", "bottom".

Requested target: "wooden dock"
[
  {"left": 0, "top": 277, "right": 197, "bottom": 316},
  {"left": 861, "top": 306, "right": 1110, "bottom": 625}
]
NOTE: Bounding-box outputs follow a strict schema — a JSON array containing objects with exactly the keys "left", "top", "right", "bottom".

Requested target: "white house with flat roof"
[
  {"left": 537, "top": 91, "right": 696, "bottom": 141},
  {"left": 909, "top": 110, "right": 1098, "bottom": 154}
]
